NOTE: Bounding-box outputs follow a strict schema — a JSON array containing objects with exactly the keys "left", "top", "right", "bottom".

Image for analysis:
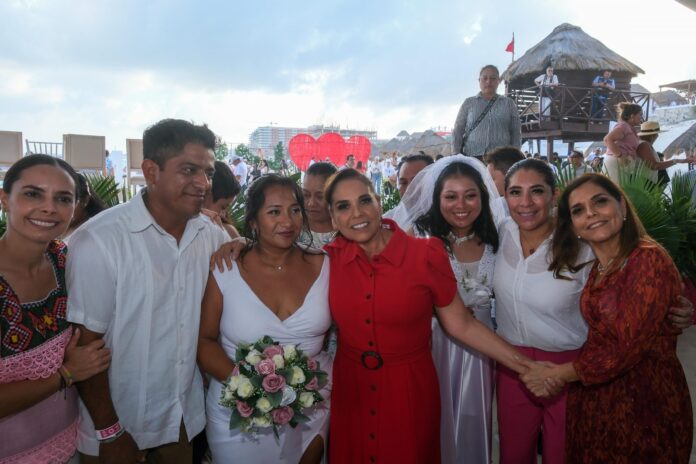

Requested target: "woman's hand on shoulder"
[
  {"left": 669, "top": 295, "right": 694, "bottom": 330},
  {"left": 210, "top": 238, "right": 249, "bottom": 272},
  {"left": 63, "top": 328, "right": 111, "bottom": 382}
]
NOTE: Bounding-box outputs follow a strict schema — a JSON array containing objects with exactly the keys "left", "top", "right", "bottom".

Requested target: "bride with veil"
[{"left": 390, "top": 155, "right": 505, "bottom": 464}]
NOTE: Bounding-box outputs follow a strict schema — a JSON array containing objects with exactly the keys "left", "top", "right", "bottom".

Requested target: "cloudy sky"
[{"left": 1, "top": 0, "right": 694, "bottom": 150}]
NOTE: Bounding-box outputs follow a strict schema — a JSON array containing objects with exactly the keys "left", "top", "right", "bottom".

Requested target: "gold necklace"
[{"left": 597, "top": 258, "right": 615, "bottom": 274}]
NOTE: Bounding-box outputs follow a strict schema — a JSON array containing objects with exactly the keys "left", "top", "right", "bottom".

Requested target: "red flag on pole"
[{"left": 505, "top": 35, "right": 514, "bottom": 53}]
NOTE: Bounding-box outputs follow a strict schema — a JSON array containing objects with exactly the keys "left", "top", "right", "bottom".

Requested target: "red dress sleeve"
[
  {"left": 574, "top": 244, "right": 681, "bottom": 385},
  {"left": 424, "top": 237, "right": 458, "bottom": 308}
]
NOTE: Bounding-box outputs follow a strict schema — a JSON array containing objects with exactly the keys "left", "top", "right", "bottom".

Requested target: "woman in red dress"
[
  {"left": 323, "top": 169, "right": 533, "bottom": 464},
  {"left": 523, "top": 173, "right": 692, "bottom": 463}
]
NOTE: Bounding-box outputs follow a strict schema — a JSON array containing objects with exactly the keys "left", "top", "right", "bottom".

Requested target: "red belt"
[{"left": 338, "top": 343, "right": 431, "bottom": 370}]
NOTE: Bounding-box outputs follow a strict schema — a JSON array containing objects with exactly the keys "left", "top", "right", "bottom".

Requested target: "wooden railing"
[{"left": 507, "top": 85, "right": 651, "bottom": 135}]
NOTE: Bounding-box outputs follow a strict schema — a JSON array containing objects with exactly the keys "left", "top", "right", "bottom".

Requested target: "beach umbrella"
[{"left": 663, "top": 122, "right": 696, "bottom": 159}]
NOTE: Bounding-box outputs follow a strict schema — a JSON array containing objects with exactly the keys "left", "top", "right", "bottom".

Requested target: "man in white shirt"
[
  {"left": 67, "top": 119, "right": 229, "bottom": 463},
  {"left": 232, "top": 156, "right": 248, "bottom": 187}
]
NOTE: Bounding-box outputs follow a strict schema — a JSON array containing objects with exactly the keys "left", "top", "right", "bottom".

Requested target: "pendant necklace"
[
  {"left": 597, "top": 258, "right": 615, "bottom": 275},
  {"left": 448, "top": 231, "right": 475, "bottom": 246}
]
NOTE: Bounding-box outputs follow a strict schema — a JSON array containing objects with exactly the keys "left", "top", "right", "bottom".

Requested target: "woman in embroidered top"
[
  {"left": 410, "top": 156, "right": 502, "bottom": 464},
  {"left": 522, "top": 173, "right": 693, "bottom": 463},
  {"left": 198, "top": 174, "right": 332, "bottom": 463},
  {"left": 0, "top": 155, "right": 111, "bottom": 463},
  {"left": 323, "top": 169, "right": 537, "bottom": 464},
  {"left": 602, "top": 102, "right": 643, "bottom": 182}
]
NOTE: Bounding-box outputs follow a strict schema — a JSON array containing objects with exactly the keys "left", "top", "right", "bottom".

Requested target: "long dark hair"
[
  {"left": 75, "top": 174, "right": 107, "bottom": 218},
  {"left": 414, "top": 162, "right": 498, "bottom": 253},
  {"left": 549, "top": 173, "right": 647, "bottom": 279},
  {"left": 240, "top": 174, "right": 311, "bottom": 258}
]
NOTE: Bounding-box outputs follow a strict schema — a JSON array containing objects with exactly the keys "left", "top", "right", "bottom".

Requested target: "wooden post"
[
  {"left": 568, "top": 141, "right": 575, "bottom": 155},
  {"left": 546, "top": 137, "right": 554, "bottom": 157},
  {"left": 536, "top": 139, "right": 541, "bottom": 155}
]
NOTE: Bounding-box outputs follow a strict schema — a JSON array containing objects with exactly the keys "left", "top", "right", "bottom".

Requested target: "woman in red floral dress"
[
  {"left": 322, "top": 169, "right": 534, "bottom": 464},
  {"left": 523, "top": 173, "right": 692, "bottom": 463}
]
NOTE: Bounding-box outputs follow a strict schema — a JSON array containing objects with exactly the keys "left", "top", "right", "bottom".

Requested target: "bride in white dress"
[
  {"left": 198, "top": 175, "right": 332, "bottom": 464},
  {"left": 391, "top": 155, "right": 505, "bottom": 464}
]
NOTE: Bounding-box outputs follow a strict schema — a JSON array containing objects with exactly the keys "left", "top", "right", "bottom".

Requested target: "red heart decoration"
[{"left": 288, "top": 133, "right": 372, "bottom": 171}]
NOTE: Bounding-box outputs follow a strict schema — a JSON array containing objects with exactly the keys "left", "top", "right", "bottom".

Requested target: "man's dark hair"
[
  {"left": 306, "top": 162, "right": 337, "bottom": 179},
  {"left": 143, "top": 119, "right": 216, "bottom": 168},
  {"left": 485, "top": 146, "right": 525, "bottom": 175},
  {"left": 397, "top": 154, "right": 434, "bottom": 178},
  {"left": 211, "top": 161, "right": 241, "bottom": 202}
]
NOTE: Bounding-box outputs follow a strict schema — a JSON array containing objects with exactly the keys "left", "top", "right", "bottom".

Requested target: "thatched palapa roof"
[
  {"left": 502, "top": 23, "right": 644, "bottom": 82},
  {"left": 664, "top": 122, "right": 696, "bottom": 159}
]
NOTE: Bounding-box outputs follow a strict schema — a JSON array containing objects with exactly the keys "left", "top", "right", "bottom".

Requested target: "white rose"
[
  {"left": 252, "top": 415, "right": 272, "bottom": 428},
  {"left": 283, "top": 344, "right": 297, "bottom": 361},
  {"left": 245, "top": 349, "right": 263, "bottom": 366},
  {"left": 227, "top": 374, "right": 243, "bottom": 392},
  {"left": 236, "top": 378, "right": 254, "bottom": 398},
  {"left": 272, "top": 354, "right": 285, "bottom": 369},
  {"left": 289, "top": 366, "right": 306, "bottom": 385},
  {"left": 280, "top": 385, "right": 297, "bottom": 407},
  {"left": 299, "top": 391, "right": 315, "bottom": 408},
  {"left": 223, "top": 385, "right": 235, "bottom": 401},
  {"left": 256, "top": 397, "right": 273, "bottom": 413}
]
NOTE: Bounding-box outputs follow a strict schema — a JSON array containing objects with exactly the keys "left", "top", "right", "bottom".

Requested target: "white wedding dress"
[
  {"left": 432, "top": 244, "right": 495, "bottom": 464},
  {"left": 206, "top": 257, "right": 333, "bottom": 463}
]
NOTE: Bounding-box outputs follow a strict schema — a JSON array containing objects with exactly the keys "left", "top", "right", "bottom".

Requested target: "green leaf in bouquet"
[
  {"left": 280, "top": 369, "right": 294, "bottom": 384},
  {"left": 239, "top": 363, "right": 254, "bottom": 377},
  {"left": 292, "top": 410, "right": 311, "bottom": 425},
  {"left": 228, "top": 409, "right": 243, "bottom": 430},
  {"left": 250, "top": 375, "right": 263, "bottom": 389},
  {"left": 268, "top": 390, "right": 283, "bottom": 407}
]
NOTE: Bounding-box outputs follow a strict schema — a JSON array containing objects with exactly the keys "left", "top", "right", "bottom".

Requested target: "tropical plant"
[
  {"left": 380, "top": 183, "right": 400, "bottom": 213},
  {"left": 0, "top": 210, "right": 6, "bottom": 237},
  {"left": 215, "top": 136, "right": 229, "bottom": 161},
  {"left": 84, "top": 173, "right": 121, "bottom": 208},
  {"left": 616, "top": 164, "right": 696, "bottom": 279}
]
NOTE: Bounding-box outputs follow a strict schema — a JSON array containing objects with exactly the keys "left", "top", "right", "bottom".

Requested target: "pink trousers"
[{"left": 496, "top": 345, "right": 581, "bottom": 464}]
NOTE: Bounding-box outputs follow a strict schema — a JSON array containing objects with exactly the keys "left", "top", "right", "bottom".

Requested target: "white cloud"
[{"left": 460, "top": 15, "right": 483, "bottom": 45}]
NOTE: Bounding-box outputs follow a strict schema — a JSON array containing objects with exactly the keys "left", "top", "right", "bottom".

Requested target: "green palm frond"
[
  {"left": 0, "top": 210, "right": 6, "bottom": 237},
  {"left": 554, "top": 165, "right": 576, "bottom": 192},
  {"left": 84, "top": 173, "right": 121, "bottom": 208}
]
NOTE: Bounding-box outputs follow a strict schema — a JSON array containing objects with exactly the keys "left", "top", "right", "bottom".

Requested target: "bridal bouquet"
[{"left": 220, "top": 335, "right": 329, "bottom": 436}]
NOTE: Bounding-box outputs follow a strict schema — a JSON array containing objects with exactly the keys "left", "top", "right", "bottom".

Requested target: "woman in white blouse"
[{"left": 493, "top": 158, "right": 587, "bottom": 464}]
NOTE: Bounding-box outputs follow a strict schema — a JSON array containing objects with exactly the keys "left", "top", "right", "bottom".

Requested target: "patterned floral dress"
[
  {"left": 566, "top": 241, "right": 693, "bottom": 463},
  {"left": 0, "top": 241, "right": 78, "bottom": 463}
]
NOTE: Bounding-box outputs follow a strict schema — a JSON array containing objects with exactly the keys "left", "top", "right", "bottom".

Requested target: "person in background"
[
  {"left": 299, "top": 162, "right": 338, "bottom": 248},
  {"left": 105, "top": 150, "right": 115, "bottom": 177},
  {"left": 635, "top": 121, "right": 695, "bottom": 186},
  {"left": 534, "top": 65, "right": 559, "bottom": 118},
  {"left": 569, "top": 150, "right": 592, "bottom": 177},
  {"left": 603, "top": 102, "right": 643, "bottom": 182},
  {"left": 202, "top": 161, "right": 241, "bottom": 238},
  {"left": 368, "top": 156, "right": 383, "bottom": 196},
  {"left": 232, "top": 156, "right": 249, "bottom": 189},
  {"left": 355, "top": 160, "right": 365, "bottom": 174},
  {"left": 396, "top": 154, "right": 434, "bottom": 198},
  {"left": 62, "top": 173, "right": 108, "bottom": 242},
  {"left": 341, "top": 154, "right": 355, "bottom": 171},
  {"left": 485, "top": 146, "right": 526, "bottom": 219},
  {"left": 452, "top": 65, "right": 521, "bottom": 159},
  {"left": 67, "top": 119, "right": 230, "bottom": 464},
  {"left": 591, "top": 70, "right": 615, "bottom": 119},
  {"left": 0, "top": 155, "right": 111, "bottom": 463},
  {"left": 381, "top": 156, "right": 397, "bottom": 195},
  {"left": 526, "top": 173, "right": 693, "bottom": 463},
  {"left": 540, "top": 155, "right": 559, "bottom": 175}
]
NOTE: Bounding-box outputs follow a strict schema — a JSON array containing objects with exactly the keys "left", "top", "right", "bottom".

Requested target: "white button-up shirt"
[
  {"left": 493, "top": 217, "right": 592, "bottom": 352},
  {"left": 66, "top": 191, "right": 228, "bottom": 455}
]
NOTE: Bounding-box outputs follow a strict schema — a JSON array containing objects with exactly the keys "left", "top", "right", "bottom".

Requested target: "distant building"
[{"left": 306, "top": 125, "right": 377, "bottom": 141}]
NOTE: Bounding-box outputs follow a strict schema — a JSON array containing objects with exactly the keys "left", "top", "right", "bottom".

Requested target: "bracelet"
[
  {"left": 58, "top": 365, "right": 74, "bottom": 388},
  {"left": 96, "top": 421, "right": 125, "bottom": 442}
]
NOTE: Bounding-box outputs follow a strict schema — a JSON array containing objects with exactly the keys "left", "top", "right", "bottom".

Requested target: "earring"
[
  {"left": 577, "top": 235, "right": 581, "bottom": 240},
  {"left": 623, "top": 216, "right": 626, "bottom": 222}
]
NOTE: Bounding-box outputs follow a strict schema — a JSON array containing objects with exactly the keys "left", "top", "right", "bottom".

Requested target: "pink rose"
[
  {"left": 231, "top": 365, "right": 240, "bottom": 376},
  {"left": 262, "top": 374, "right": 286, "bottom": 393},
  {"left": 263, "top": 345, "right": 283, "bottom": 358},
  {"left": 306, "top": 358, "right": 318, "bottom": 370},
  {"left": 236, "top": 401, "right": 254, "bottom": 418},
  {"left": 271, "top": 406, "right": 295, "bottom": 425},
  {"left": 305, "top": 376, "right": 319, "bottom": 391},
  {"left": 256, "top": 358, "right": 276, "bottom": 376}
]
